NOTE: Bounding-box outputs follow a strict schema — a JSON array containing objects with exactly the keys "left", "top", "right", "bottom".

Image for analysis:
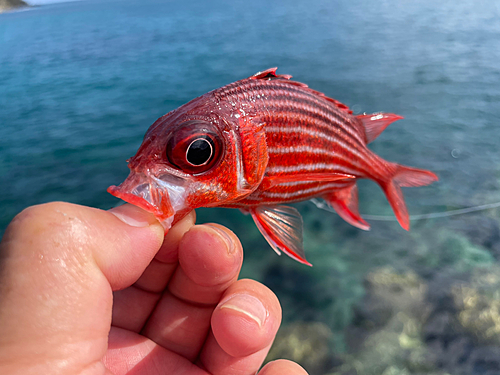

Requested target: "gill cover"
[{"left": 236, "top": 117, "right": 269, "bottom": 190}]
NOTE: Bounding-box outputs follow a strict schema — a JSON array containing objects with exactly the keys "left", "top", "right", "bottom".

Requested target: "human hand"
[{"left": 0, "top": 202, "right": 307, "bottom": 375}]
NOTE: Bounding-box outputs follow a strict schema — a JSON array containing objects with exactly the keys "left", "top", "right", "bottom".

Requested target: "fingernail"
[
  {"left": 109, "top": 205, "right": 157, "bottom": 228},
  {"left": 204, "top": 224, "right": 235, "bottom": 254},
  {"left": 219, "top": 294, "right": 268, "bottom": 327}
]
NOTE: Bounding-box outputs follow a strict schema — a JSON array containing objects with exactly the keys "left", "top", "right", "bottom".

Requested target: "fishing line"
[{"left": 310, "top": 199, "right": 500, "bottom": 222}]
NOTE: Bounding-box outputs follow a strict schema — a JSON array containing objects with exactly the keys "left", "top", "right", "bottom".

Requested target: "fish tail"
[{"left": 381, "top": 164, "right": 438, "bottom": 230}]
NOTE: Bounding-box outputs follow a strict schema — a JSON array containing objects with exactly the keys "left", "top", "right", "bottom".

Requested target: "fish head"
[{"left": 108, "top": 94, "right": 268, "bottom": 228}]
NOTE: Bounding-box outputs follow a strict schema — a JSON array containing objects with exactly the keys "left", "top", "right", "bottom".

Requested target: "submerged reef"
[
  {"left": 451, "top": 268, "right": 500, "bottom": 346},
  {"left": 0, "top": 0, "right": 29, "bottom": 13},
  {"left": 267, "top": 267, "right": 500, "bottom": 375},
  {"left": 266, "top": 322, "right": 337, "bottom": 375}
]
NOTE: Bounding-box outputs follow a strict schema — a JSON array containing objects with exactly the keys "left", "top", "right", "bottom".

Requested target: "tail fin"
[{"left": 382, "top": 165, "right": 438, "bottom": 230}]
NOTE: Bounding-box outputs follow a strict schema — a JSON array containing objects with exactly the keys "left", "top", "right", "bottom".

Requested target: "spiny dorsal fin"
[
  {"left": 250, "top": 67, "right": 293, "bottom": 80},
  {"left": 250, "top": 68, "right": 353, "bottom": 114}
]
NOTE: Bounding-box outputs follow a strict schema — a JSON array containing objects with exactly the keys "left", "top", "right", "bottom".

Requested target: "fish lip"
[{"left": 107, "top": 171, "right": 175, "bottom": 221}]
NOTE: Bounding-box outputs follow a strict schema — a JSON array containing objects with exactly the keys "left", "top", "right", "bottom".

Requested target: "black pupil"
[{"left": 187, "top": 138, "right": 212, "bottom": 166}]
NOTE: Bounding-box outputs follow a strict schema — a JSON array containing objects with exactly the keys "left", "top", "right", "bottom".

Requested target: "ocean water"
[{"left": 2, "top": 0, "right": 500, "bottom": 373}]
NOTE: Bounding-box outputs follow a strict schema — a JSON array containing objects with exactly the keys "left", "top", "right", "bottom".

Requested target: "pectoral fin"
[{"left": 248, "top": 205, "right": 311, "bottom": 266}]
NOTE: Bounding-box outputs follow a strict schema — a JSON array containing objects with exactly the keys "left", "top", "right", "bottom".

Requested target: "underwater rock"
[
  {"left": 330, "top": 267, "right": 500, "bottom": 375},
  {"left": 0, "top": 0, "right": 29, "bottom": 13},
  {"left": 451, "top": 267, "right": 500, "bottom": 346},
  {"left": 332, "top": 267, "right": 438, "bottom": 375},
  {"left": 263, "top": 236, "right": 497, "bottom": 374},
  {"left": 423, "top": 267, "right": 500, "bottom": 375},
  {"left": 347, "top": 267, "right": 430, "bottom": 346},
  {"left": 266, "top": 322, "right": 337, "bottom": 375}
]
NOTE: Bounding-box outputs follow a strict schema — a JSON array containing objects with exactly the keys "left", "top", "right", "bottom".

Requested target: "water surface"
[{"left": 1, "top": 0, "right": 500, "bottom": 373}]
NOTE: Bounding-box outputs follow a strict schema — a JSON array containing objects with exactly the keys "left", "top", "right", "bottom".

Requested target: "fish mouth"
[{"left": 107, "top": 171, "right": 183, "bottom": 225}]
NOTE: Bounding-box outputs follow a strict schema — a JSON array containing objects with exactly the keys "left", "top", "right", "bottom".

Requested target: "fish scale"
[
  {"left": 219, "top": 85, "right": 385, "bottom": 205},
  {"left": 217, "top": 80, "right": 379, "bottom": 181},
  {"left": 218, "top": 81, "right": 366, "bottom": 146},
  {"left": 108, "top": 68, "right": 438, "bottom": 265}
]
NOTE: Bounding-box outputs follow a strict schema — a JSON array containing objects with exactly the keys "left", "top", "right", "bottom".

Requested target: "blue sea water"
[{"left": 2, "top": 0, "right": 500, "bottom": 373}]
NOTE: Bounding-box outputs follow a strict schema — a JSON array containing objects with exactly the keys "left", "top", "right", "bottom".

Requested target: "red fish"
[{"left": 108, "top": 68, "right": 438, "bottom": 265}]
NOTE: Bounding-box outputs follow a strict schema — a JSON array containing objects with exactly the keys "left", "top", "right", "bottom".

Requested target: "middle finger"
[{"left": 142, "top": 223, "right": 243, "bottom": 360}]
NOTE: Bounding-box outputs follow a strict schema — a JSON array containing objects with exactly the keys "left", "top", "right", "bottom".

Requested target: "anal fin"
[
  {"left": 323, "top": 183, "right": 370, "bottom": 230},
  {"left": 249, "top": 205, "right": 312, "bottom": 266}
]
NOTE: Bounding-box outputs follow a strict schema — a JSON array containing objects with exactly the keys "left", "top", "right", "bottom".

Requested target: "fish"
[{"left": 108, "top": 68, "right": 438, "bottom": 266}]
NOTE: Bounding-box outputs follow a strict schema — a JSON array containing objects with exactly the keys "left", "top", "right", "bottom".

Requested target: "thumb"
[
  {"left": 105, "top": 203, "right": 165, "bottom": 289},
  {"left": 0, "top": 202, "right": 164, "bottom": 374}
]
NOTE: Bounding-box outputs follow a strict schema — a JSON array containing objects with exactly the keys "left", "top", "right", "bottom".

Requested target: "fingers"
[
  {"left": 106, "top": 279, "right": 289, "bottom": 375},
  {"left": 198, "top": 279, "right": 281, "bottom": 375},
  {"left": 141, "top": 224, "right": 243, "bottom": 361},
  {"left": 211, "top": 279, "right": 281, "bottom": 358},
  {"left": 104, "top": 327, "right": 204, "bottom": 375},
  {"left": 111, "top": 211, "right": 196, "bottom": 332},
  {"left": 0, "top": 202, "right": 163, "bottom": 372},
  {"left": 134, "top": 210, "right": 197, "bottom": 292},
  {"left": 171, "top": 223, "right": 243, "bottom": 304},
  {"left": 105, "top": 204, "right": 165, "bottom": 289},
  {"left": 259, "top": 360, "right": 308, "bottom": 375}
]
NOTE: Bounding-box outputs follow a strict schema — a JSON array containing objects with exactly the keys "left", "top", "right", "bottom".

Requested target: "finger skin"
[
  {"left": 212, "top": 279, "right": 281, "bottom": 358},
  {"left": 169, "top": 223, "right": 243, "bottom": 304},
  {"left": 105, "top": 280, "right": 290, "bottom": 375},
  {"left": 155, "top": 210, "right": 197, "bottom": 264},
  {"left": 142, "top": 224, "right": 243, "bottom": 361},
  {"left": 0, "top": 202, "right": 163, "bottom": 374},
  {"left": 133, "top": 210, "right": 197, "bottom": 294},
  {"left": 199, "top": 279, "right": 282, "bottom": 375},
  {"left": 104, "top": 327, "right": 208, "bottom": 375},
  {"left": 259, "top": 360, "right": 308, "bottom": 375},
  {"left": 111, "top": 286, "right": 160, "bottom": 333},
  {"left": 111, "top": 211, "right": 196, "bottom": 332}
]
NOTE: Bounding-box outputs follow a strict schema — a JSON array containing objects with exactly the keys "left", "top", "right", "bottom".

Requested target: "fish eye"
[
  {"left": 186, "top": 137, "right": 213, "bottom": 166},
  {"left": 166, "top": 120, "right": 223, "bottom": 173}
]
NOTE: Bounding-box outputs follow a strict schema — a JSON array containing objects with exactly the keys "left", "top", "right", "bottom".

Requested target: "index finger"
[
  {"left": 133, "top": 210, "right": 197, "bottom": 293},
  {"left": 110, "top": 210, "right": 196, "bottom": 332}
]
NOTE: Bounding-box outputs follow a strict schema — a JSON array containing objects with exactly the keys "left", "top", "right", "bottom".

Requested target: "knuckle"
[
  {"left": 7, "top": 202, "right": 74, "bottom": 237},
  {"left": 2, "top": 202, "right": 91, "bottom": 264}
]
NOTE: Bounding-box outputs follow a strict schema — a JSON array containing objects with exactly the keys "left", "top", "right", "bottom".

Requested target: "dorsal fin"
[
  {"left": 356, "top": 113, "right": 404, "bottom": 143},
  {"left": 250, "top": 67, "right": 293, "bottom": 80},
  {"left": 249, "top": 68, "right": 354, "bottom": 114}
]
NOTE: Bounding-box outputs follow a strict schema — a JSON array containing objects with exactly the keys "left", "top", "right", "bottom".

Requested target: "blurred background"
[{"left": 1, "top": 0, "right": 500, "bottom": 373}]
